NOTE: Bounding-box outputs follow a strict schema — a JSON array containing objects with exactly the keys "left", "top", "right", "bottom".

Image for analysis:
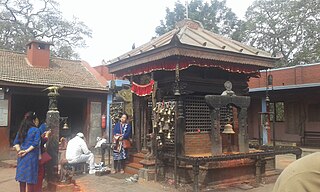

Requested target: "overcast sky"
[{"left": 58, "top": 0, "right": 255, "bottom": 66}]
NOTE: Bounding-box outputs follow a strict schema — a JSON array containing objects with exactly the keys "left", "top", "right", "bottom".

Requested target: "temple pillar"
[{"left": 46, "top": 91, "right": 60, "bottom": 183}]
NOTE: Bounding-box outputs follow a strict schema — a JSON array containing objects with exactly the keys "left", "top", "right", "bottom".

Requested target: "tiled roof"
[
  {"left": 109, "top": 19, "right": 277, "bottom": 65},
  {"left": 0, "top": 49, "right": 107, "bottom": 91}
]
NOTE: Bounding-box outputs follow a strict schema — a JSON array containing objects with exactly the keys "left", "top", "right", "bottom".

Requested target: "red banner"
[{"left": 131, "top": 79, "right": 155, "bottom": 96}]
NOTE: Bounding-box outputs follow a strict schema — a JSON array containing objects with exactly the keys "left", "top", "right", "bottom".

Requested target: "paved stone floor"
[{"left": 0, "top": 151, "right": 313, "bottom": 192}]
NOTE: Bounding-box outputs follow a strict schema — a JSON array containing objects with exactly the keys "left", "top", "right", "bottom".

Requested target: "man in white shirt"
[{"left": 66, "top": 132, "right": 95, "bottom": 174}]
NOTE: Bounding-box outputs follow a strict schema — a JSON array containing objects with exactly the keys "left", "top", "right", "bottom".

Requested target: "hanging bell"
[
  {"left": 159, "top": 107, "right": 164, "bottom": 114},
  {"left": 156, "top": 107, "right": 161, "bottom": 114},
  {"left": 153, "top": 122, "right": 158, "bottom": 128},
  {"left": 160, "top": 117, "right": 165, "bottom": 122},
  {"left": 167, "top": 131, "right": 171, "bottom": 139},
  {"left": 62, "top": 122, "right": 69, "bottom": 129},
  {"left": 159, "top": 126, "right": 163, "bottom": 133},
  {"left": 163, "top": 123, "right": 169, "bottom": 130},
  {"left": 222, "top": 123, "right": 235, "bottom": 134},
  {"left": 153, "top": 106, "right": 157, "bottom": 112}
]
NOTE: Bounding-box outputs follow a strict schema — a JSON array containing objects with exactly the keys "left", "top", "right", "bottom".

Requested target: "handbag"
[
  {"left": 122, "top": 139, "right": 131, "bottom": 149},
  {"left": 39, "top": 152, "right": 52, "bottom": 165},
  {"left": 119, "top": 123, "right": 131, "bottom": 149}
]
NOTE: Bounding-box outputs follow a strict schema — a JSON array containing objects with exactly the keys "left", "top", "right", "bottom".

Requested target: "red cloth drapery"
[
  {"left": 116, "top": 58, "right": 261, "bottom": 78},
  {"left": 131, "top": 80, "right": 155, "bottom": 96}
]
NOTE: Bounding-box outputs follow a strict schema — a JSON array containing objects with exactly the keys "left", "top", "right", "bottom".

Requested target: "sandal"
[
  {"left": 111, "top": 170, "right": 116, "bottom": 174},
  {"left": 120, "top": 169, "right": 124, "bottom": 174}
]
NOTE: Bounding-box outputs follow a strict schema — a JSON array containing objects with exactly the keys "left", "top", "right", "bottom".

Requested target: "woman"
[
  {"left": 112, "top": 113, "right": 132, "bottom": 174},
  {"left": 13, "top": 112, "right": 41, "bottom": 192}
]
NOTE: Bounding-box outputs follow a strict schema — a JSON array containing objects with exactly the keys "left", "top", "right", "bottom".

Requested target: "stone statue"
[{"left": 221, "top": 81, "right": 235, "bottom": 96}]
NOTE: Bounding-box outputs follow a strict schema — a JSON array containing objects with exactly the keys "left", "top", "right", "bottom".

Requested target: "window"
[
  {"left": 308, "top": 103, "right": 320, "bottom": 122},
  {"left": 38, "top": 43, "right": 46, "bottom": 50},
  {"left": 269, "top": 102, "right": 285, "bottom": 122}
]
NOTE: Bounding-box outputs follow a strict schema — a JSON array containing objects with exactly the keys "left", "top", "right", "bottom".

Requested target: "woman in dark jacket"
[{"left": 112, "top": 113, "right": 132, "bottom": 174}]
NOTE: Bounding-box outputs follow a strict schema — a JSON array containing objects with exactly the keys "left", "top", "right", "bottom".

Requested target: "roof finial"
[{"left": 185, "top": 0, "right": 189, "bottom": 19}]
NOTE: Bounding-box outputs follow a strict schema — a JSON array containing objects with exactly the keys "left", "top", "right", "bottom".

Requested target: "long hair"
[{"left": 17, "top": 111, "right": 37, "bottom": 143}]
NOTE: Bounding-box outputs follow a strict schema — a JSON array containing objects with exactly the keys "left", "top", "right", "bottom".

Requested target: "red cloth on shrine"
[
  {"left": 116, "top": 58, "right": 261, "bottom": 78},
  {"left": 131, "top": 80, "right": 154, "bottom": 96}
]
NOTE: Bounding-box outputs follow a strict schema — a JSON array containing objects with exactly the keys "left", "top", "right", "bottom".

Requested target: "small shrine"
[{"left": 107, "top": 19, "right": 301, "bottom": 191}]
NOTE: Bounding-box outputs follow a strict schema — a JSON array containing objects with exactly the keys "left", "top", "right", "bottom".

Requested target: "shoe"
[
  {"left": 120, "top": 169, "right": 124, "bottom": 174},
  {"left": 89, "top": 170, "right": 95, "bottom": 174},
  {"left": 111, "top": 170, "right": 116, "bottom": 174}
]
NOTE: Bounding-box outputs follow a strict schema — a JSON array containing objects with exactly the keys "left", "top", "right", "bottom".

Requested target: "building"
[
  {"left": 107, "top": 19, "right": 280, "bottom": 188},
  {"left": 249, "top": 63, "right": 320, "bottom": 146},
  {"left": 0, "top": 40, "right": 108, "bottom": 159}
]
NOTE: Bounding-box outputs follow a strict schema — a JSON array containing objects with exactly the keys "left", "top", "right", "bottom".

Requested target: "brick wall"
[
  {"left": 184, "top": 132, "right": 211, "bottom": 155},
  {"left": 249, "top": 63, "right": 320, "bottom": 89},
  {"left": 93, "top": 65, "right": 114, "bottom": 80}
]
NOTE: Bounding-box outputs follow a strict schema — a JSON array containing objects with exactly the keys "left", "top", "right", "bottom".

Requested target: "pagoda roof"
[{"left": 108, "top": 19, "right": 279, "bottom": 76}]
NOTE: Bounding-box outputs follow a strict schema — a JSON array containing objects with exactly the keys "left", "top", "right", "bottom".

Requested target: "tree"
[
  {"left": 155, "top": 0, "right": 240, "bottom": 40},
  {"left": 0, "top": 0, "right": 92, "bottom": 59},
  {"left": 241, "top": 0, "right": 320, "bottom": 66}
]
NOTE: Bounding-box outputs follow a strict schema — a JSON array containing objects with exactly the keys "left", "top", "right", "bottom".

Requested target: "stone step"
[
  {"left": 130, "top": 153, "right": 145, "bottom": 163},
  {"left": 125, "top": 162, "right": 143, "bottom": 175},
  {"left": 126, "top": 162, "right": 143, "bottom": 169}
]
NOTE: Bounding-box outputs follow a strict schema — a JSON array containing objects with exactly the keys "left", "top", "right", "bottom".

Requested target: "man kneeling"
[{"left": 66, "top": 132, "right": 95, "bottom": 174}]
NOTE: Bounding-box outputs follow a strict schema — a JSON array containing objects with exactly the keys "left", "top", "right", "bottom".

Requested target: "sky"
[{"left": 58, "top": 0, "right": 255, "bottom": 66}]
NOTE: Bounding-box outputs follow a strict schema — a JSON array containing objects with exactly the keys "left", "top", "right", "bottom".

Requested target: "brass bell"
[
  {"left": 163, "top": 123, "right": 169, "bottom": 130},
  {"left": 167, "top": 131, "right": 171, "bottom": 139},
  {"left": 153, "top": 122, "right": 158, "bottom": 128},
  {"left": 159, "top": 126, "right": 163, "bottom": 133},
  {"left": 153, "top": 106, "right": 157, "bottom": 112},
  {"left": 222, "top": 123, "right": 235, "bottom": 134},
  {"left": 62, "top": 122, "right": 69, "bottom": 129}
]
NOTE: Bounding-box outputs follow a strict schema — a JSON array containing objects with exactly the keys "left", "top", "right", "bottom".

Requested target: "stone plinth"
[
  {"left": 139, "top": 159, "right": 156, "bottom": 181},
  {"left": 164, "top": 158, "right": 257, "bottom": 187}
]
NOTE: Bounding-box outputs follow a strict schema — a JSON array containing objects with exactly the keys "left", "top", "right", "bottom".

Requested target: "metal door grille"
[
  {"left": 185, "top": 96, "right": 232, "bottom": 132},
  {"left": 185, "top": 96, "right": 211, "bottom": 132}
]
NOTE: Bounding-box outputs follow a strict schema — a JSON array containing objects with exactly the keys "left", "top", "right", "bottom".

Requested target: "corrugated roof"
[
  {"left": 109, "top": 19, "right": 276, "bottom": 64},
  {"left": 0, "top": 49, "right": 107, "bottom": 91}
]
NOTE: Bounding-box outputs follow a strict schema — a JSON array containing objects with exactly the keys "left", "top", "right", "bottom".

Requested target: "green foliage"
[
  {"left": 241, "top": 0, "right": 320, "bottom": 66},
  {"left": 155, "top": 0, "right": 240, "bottom": 39},
  {"left": 0, "top": 0, "right": 92, "bottom": 59}
]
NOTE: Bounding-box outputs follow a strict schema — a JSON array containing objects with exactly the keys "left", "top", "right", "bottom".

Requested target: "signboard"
[
  {"left": 0, "top": 90, "right": 4, "bottom": 100},
  {"left": 89, "top": 102, "right": 102, "bottom": 147},
  {"left": 0, "top": 100, "right": 8, "bottom": 126}
]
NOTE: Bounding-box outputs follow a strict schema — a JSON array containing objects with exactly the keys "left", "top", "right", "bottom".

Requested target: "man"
[
  {"left": 272, "top": 152, "right": 320, "bottom": 192},
  {"left": 66, "top": 132, "right": 95, "bottom": 174}
]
